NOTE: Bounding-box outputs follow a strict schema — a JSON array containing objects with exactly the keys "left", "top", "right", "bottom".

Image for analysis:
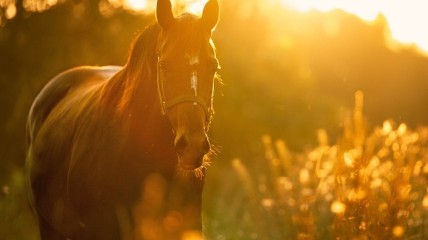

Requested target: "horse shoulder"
[
  {"left": 27, "top": 66, "right": 122, "bottom": 143},
  {"left": 25, "top": 65, "right": 124, "bottom": 237}
]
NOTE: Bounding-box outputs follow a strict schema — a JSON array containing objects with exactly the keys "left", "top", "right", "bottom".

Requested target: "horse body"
[
  {"left": 26, "top": 1, "right": 219, "bottom": 239},
  {"left": 27, "top": 55, "right": 202, "bottom": 240},
  {"left": 26, "top": 65, "right": 170, "bottom": 238},
  {"left": 27, "top": 66, "right": 121, "bottom": 238}
]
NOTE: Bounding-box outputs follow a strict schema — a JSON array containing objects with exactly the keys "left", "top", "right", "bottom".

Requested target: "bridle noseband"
[{"left": 156, "top": 57, "right": 214, "bottom": 124}]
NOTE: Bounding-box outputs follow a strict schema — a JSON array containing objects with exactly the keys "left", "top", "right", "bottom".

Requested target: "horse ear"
[
  {"left": 156, "top": 0, "right": 175, "bottom": 30},
  {"left": 201, "top": 0, "right": 219, "bottom": 31}
]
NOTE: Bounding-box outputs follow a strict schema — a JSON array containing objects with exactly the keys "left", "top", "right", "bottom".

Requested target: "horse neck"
[
  {"left": 99, "top": 23, "right": 175, "bottom": 160},
  {"left": 101, "top": 23, "right": 162, "bottom": 122},
  {"left": 105, "top": 59, "right": 166, "bottom": 124},
  {"left": 121, "top": 67, "right": 176, "bottom": 169}
]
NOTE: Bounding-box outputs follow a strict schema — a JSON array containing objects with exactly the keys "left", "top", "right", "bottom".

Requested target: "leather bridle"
[{"left": 156, "top": 57, "right": 214, "bottom": 125}]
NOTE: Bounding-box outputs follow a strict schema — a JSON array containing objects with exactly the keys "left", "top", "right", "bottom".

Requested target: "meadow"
[
  {"left": 1, "top": 90, "right": 427, "bottom": 239},
  {"left": 204, "top": 91, "right": 428, "bottom": 240},
  {"left": 3, "top": 90, "right": 428, "bottom": 239},
  {"left": 2, "top": 1, "right": 428, "bottom": 239}
]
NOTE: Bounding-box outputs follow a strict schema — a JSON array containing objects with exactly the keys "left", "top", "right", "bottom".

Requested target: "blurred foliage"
[{"left": 1, "top": 0, "right": 428, "bottom": 239}]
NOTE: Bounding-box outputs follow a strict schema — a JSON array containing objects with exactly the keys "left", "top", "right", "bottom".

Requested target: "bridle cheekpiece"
[{"left": 156, "top": 56, "right": 214, "bottom": 125}]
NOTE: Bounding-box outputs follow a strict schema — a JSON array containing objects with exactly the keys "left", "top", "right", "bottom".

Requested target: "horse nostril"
[{"left": 174, "top": 135, "right": 188, "bottom": 156}]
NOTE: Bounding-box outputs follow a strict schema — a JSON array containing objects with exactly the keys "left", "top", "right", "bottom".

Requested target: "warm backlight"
[
  {"left": 124, "top": 0, "right": 207, "bottom": 14},
  {"left": 126, "top": 0, "right": 428, "bottom": 56},
  {"left": 126, "top": 0, "right": 148, "bottom": 10},
  {"left": 279, "top": 0, "right": 428, "bottom": 55},
  {"left": 8, "top": 0, "right": 422, "bottom": 55}
]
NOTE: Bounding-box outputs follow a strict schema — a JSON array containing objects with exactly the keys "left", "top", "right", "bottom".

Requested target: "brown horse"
[{"left": 25, "top": 0, "right": 220, "bottom": 239}]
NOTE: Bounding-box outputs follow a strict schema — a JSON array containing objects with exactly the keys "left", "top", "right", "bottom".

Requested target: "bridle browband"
[{"left": 156, "top": 57, "right": 214, "bottom": 125}]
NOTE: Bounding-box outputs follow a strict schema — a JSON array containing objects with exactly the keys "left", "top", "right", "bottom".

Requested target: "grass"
[
  {"left": 205, "top": 91, "right": 428, "bottom": 239},
  {"left": 2, "top": 91, "right": 428, "bottom": 239}
]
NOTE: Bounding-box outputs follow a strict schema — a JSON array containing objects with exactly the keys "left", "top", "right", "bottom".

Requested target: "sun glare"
[
  {"left": 185, "top": 0, "right": 208, "bottom": 15},
  {"left": 111, "top": 0, "right": 428, "bottom": 56},
  {"left": 122, "top": 0, "right": 207, "bottom": 14},
  {"left": 279, "top": 0, "right": 428, "bottom": 56},
  {"left": 280, "top": 0, "right": 380, "bottom": 21},
  {"left": 125, "top": 0, "right": 148, "bottom": 11}
]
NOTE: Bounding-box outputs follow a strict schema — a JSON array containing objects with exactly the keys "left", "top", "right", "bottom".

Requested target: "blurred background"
[{"left": 1, "top": 0, "right": 428, "bottom": 239}]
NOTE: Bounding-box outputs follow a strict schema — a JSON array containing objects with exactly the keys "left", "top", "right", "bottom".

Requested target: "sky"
[
  {"left": 2, "top": 0, "right": 427, "bottom": 56},
  {"left": 123, "top": 0, "right": 428, "bottom": 56},
  {"left": 277, "top": 0, "right": 428, "bottom": 56}
]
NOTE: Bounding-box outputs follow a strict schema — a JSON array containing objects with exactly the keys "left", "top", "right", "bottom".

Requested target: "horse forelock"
[{"left": 161, "top": 13, "right": 215, "bottom": 58}]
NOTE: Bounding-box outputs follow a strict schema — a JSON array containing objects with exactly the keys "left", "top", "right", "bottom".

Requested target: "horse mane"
[
  {"left": 99, "top": 22, "right": 161, "bottom": 113},
  {"left": 99, "top": 14, "right": 213, "bottom": 115}
]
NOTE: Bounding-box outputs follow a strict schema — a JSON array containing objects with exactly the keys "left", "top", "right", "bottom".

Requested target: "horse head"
[{"left": 156, "top": 0, "right": 220, "bottom": 173}]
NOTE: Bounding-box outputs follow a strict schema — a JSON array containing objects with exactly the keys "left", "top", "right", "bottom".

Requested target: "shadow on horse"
[{"left": 25, "top": 0, "right": 220, "bottom": 239}]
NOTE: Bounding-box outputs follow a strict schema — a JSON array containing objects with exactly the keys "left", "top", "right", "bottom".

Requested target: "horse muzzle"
[{"left": 174, "top": 131, "right": 210, "bottom": 170}]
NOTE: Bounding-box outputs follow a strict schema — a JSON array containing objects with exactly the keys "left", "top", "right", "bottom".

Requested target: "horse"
[{"left": 25, "top": 0, "right": 220, "bottom": 239}]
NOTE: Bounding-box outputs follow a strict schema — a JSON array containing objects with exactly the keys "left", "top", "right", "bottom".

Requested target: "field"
[
  {"left": 1, "top": 1, "right": 428, "bottom": 239},
  {"left": 204, "top": 91, "right": 428, "bottom": 239},
  {"left": 1, "top": 89, "right": 428, "bottom": 239},
  {"left": 3, "top": 92, "right": 428, "bottom": 239}
]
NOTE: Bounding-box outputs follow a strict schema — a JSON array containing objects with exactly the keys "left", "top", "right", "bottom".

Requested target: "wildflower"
[
  {"left": 392, "top": 225, "right": 404, "bottom": 237},
  {"left": 348, "top": 188, "right": 366, "bottom": 202},
  {"left": 261, "top": 198, "right": 275, "bottom": 209},
  {"left": 343, "top": 151, "right": 354, "bottom": 167},
  {"left": 397, "top": 123, "right": 407, "bottom": 136},
  {"left": 277, "top": 176, "right": 293, "bottom": 191},
  {"left": 182, "top": 230, "right": 204, "bottom": 240},
  {"left": 331, "top": 200, "right": 346, "bottom": 215},
  {"left": 382, "top": 120, "right": 393, "bottom": 135},
  {"left": 299, "top": 169, "right": 310, "bottom": 184},
  {"left": 422, "top": 195, "right": 428, "bottom": 209}
]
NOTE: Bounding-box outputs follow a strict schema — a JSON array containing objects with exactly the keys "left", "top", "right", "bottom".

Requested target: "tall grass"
[
  {"left": 2, "top": 91, "right": 428, "bottom": 239},
  {"left": 219, "top": 91, "right": 428, "bottom": 239}
]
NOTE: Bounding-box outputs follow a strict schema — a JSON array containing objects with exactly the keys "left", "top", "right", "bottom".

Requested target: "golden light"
[
  {"left": 125, "top": 0, "right": 148, "bottom": 11},
  {"left": 392, "top": 225, "right": 405, "bottom": 237},
  {"left": 330, "top": 200, "right": 346, "bottom": 215},
  {"left": 422, "top": 194, "right": 428, "bottom": 209},
  {"left": 343, "top": 151, "right": 354, "bottom": 168},
  {"left": 347, "top": 188, "right": 366, "bottom": 202},
  {"left": 181, "top": 230, "right": 204, "bottom": 240},
  {"left": 299, "top": 168, "right": 310, "bottom": 184},
  {"left": 278, "top": 0, "right": 428, "bottom": 56},
  {"left": 382, "top": 120, "right": 393, "bottom": 135},
  {"left": 122, "top": 0, "right": 207, "bottom": 15},
  {"left": 280, "top": 0, "right": 379, "bottom": 21},
  {"left": 184, "top": 0, "right": 207, "bottom": 15},
  {"left": 5, "top": 2, "right": 16, "bottom": 19}
]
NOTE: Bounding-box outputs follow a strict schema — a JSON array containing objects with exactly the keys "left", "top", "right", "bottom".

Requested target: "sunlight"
[
  {"left": 279, "top": 0, "right": 380, "bottom": 21},
  {"left": 124, "top": 0, "right": 428, "bottom": 55},
  {"left": 125, "top": 0, "right": 148, "bottom": 11},
  {"left": 278, "top": 0, "right": 428, "bottom": 55},
  {"left": 5, "top": 2, "right": 16, "bottom": 19},
  {"left": 184, "top": 0, "right": 208, "bottom": 15},
  {"left": 122, "top": 0, "right": 207, "bottom": 14}
]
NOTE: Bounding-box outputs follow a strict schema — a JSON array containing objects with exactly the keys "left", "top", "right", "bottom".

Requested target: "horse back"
[
  {"left": 27, "top": 66, "right": 121, "bottom": 144},
  {"left": 25, "top": 65, "right": 121, "bottom": 238}
]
